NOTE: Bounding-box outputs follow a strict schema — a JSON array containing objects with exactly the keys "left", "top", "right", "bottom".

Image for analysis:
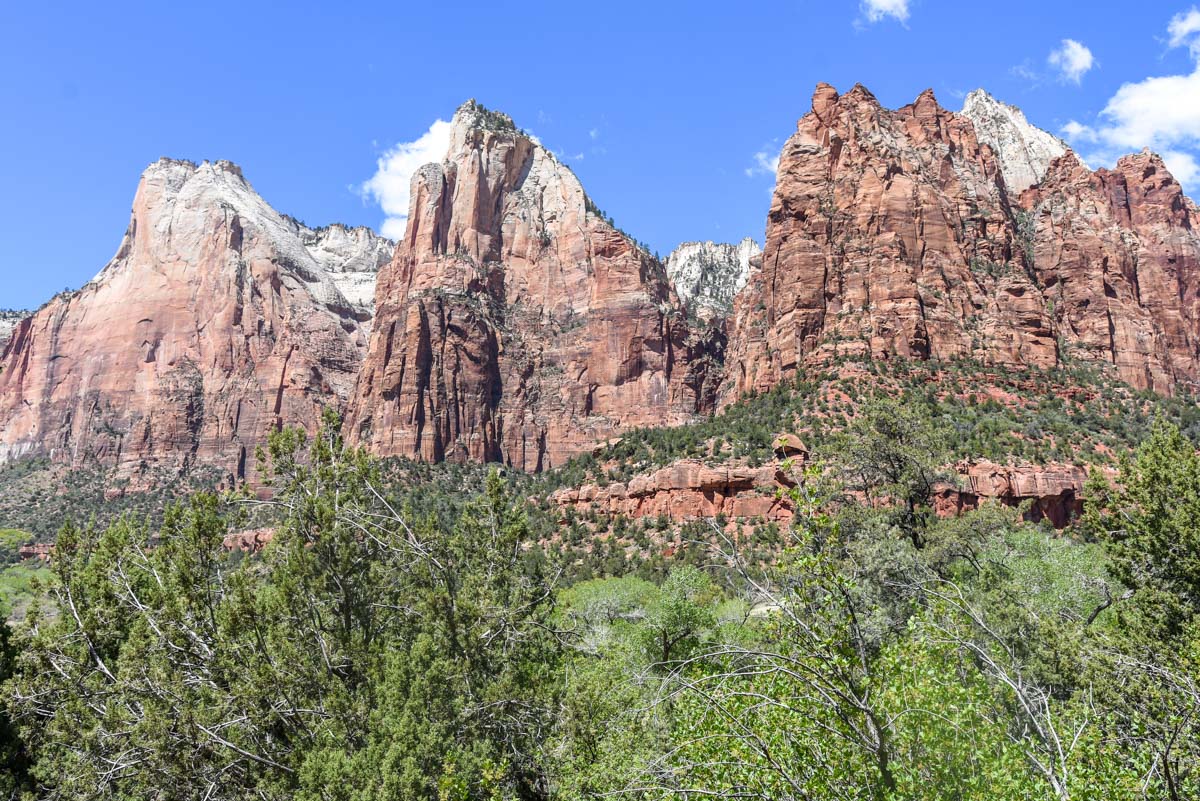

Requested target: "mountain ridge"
[
  {"left": 0, "top": 158, "right": 391, "bottom": 475},
  {"left": 2, "top": 86, "right": 1199, "bottom": 480}
]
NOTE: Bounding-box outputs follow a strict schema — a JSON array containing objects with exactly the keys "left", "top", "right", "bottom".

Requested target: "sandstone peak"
[
  {"left": 811, "top": 82, "right": 840, "bottom": 119},
  {"left": 960, "top": 88, "right": 1068, "bottom": 193},
  {"left": 844, "top": 83, "right": 880, "bottom": 104},
  {"left": 725, "top": 81, "right": 1059, "bottom": 400},
  {"left": 665, "top": 237, "right": 761, "bottom": 316},
  {"left": 727, "top": 79, "right": 1200, "bottom": 403},
  {"left": 0, "top": 157, "right": 391, "bottom": 473},
  {"left": 913, "top": 87, "right": 939, "bottom": 106},
  {"left": 452, "top": 98, "right": 520, "bottom": 134},
  {"left": 347, "top": 100, "right": 710, "bottom": 471},
  {"left": 91, "top": 158, "right": 391, "bottom": 315},
  {"left": 143, "top": 156, "right": 245, "bottom": 185},
  {"left": 1116, "top": 148, "right": 1173, "bottom": 176}
]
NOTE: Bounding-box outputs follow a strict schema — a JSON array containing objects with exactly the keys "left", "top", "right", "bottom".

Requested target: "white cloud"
[
  {"left": 360, "top": 119, "right": 452, "bottom": 239},
  {"left": 1169, "top": 7, "right": 1200, "bottom": 56},
  {"left": 859, "top": 0, "right": 909, "bottom": 23},
  {"left": 1048, "top": 39, "right": 1095, "bottom": 84},
  {"left": 1010, "top": 61, "right": 1041, "bottom": 84},
  {"left": 589, "top": 128, "right": 600, "bottom": 140},
  {"left": 745, "top": 149, "right": 780, "bottom": 178},
  {"left": 1061, "top": 13, "right": 1200, "bottom": 191},
  {"left": 1061, "top": 120, "right": 1096, "bottom": 142}
]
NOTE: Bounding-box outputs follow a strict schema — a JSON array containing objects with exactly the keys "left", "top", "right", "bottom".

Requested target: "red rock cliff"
[
  {"left": 0, "top": 159, "right": 389, "bottom": 476},
  {"left": 1021, "top": 151, "right": 1200, "bottom": 392},
  {"left": 345, "top": 101, "right": 712, "bottom": 471},
  {"left": 725, "top": 83, "right": 1200, "bottom": 401}
]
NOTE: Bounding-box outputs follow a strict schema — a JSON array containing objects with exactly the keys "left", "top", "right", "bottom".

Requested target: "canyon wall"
[
  {"left": 345, "top": 101, "right": 715, "bottom": 471},
  {"left": 0, "top": 159, "right": 390, "bottom": 475}
]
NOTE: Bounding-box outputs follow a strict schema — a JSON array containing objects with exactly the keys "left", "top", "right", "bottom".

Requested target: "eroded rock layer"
[
  {"left": 1021, "top": 151, "right": 1200, "bottom": 393},
  {"left": 346, "top": 101, "right": 711, "bottom": 471},
  {"left": 0, "top": 159, "right": 391, "bottom": 475},
  {"left": 725, "top": 84, "right": 1200, "bottom": 401},
  {"left": 551, "top": 456, "right": 1094, "bottom": 529}
]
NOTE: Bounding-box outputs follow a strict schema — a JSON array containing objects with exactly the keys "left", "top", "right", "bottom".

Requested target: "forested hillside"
[{"left": 1, "top": 397, "right": 1197, "bottom": 800}]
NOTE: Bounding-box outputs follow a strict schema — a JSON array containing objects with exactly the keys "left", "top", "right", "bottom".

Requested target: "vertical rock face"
[
  {"left": 346, "top": 101, "right": 709, "bottom": 471},
  {"left": 725, "top": 84, "right": 1058, "bottom": 401},
  {"left": 725, "top": 83, "right": 1200, "bottom": 402},
  {"left": 0, "top": 159, "right": 391, "bottom": 474},
  {"left": 1021, "top": 150, "right": 1200, "bottom": 392},
  {"left": 665, "top": 237, "right": 761, "bottom": 316},
  {"left": 0, "top": 311, "right": 28, "bottom": 351},
  {"left": 960, "top": 89, "right": 1068, "bottom": 193}
]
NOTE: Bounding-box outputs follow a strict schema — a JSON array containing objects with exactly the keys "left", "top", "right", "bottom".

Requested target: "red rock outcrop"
[
  {"left": 17, "top": 542, "right": 53, "bottom": 563},
  {"left": 223, "top": 528, "right": 275, "bottom": 553},
  {"left": 0, "top": 159, "right": 390, "bottom": 476},
  {"left": 552, "top": 456, "right": 1096, "bottom": 529},
  {"left": 725, "top": 83, "right": 1200, "bottom": 401},
  {"left": 346, "top": 101, "right": 712, "bottom": 471},
  {"left": 933, "top": 460, "right": 1102, "bottom": 528},
  {"left": 1021, "top": 151, "right": 1200, "bottom": 392},
  {"left": 552, "top": 459, "right": 793, "bottom": 523}
]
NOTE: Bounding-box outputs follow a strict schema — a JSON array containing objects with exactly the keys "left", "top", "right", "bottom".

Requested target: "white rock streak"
[
  {"left": 91, "top": 159, "right": 393, "bottom": 320},
  {"left": 0, "top": 310, "right": 27, "bottom": 351},
  {"left": 960, "top": 89, "right": 1069, "bottom": 193},
  {"left": 665, "top": 237, "right": 761, "bottom": 314}
]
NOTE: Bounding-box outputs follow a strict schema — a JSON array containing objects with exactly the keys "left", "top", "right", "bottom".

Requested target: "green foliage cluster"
[
  {"left": 0, "top": 458, "right": 223, "bottom": 538},
  {"left": 539, "top": 356, "right": 1200, "bottom": 490},
  {"left": 546, "top": 419, "right": 1200, "bottom": 800},
  {"left": 1, "top": 404, "right": 1199, "bottom": 799},
  {"left": 5, "top": 412, "right": 560, "bottom": 800}
]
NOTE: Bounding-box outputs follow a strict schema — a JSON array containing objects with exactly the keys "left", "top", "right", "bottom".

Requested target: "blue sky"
[{"left": 4, "top": 0, "right": 1200, "bottom": 309}]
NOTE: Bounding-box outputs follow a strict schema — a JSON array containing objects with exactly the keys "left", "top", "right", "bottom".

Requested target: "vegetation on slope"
[
  {"left": 0, "top": 404, "right": 1197, "bottom": 799},
  {"left": 0, "top": 458, "right": 224, "bottom": 539},
  {"left": 538, "top": 356, "right": 1200, "bottom": 490}
]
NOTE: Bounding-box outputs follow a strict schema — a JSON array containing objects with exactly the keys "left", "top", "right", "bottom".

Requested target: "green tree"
[
  {"left": 1085, "top": 421, "right": 1200, "bottom": 635},
  {"left": 824, "top": 398, "right": 951, "bottom": 549},
  {"left": 8, "top": 412, "right": 561, "bottom": 801},
  {"left": 639, "top": 566, "right": 716, "bottom": 667},
  {"left": 0, "top": 606, "right": 30, "bottom": 800}
]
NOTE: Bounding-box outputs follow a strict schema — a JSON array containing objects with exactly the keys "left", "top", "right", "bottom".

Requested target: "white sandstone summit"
[
  {"left": 0, "top": 310, "right": 27, "bottom": 351},
  {"left": 665, "top": 237, "right": 761, "bottom": 315},
  {"left": 960, "top": 89, "right": 1069, "bottom": 194},
  {"left": 299, "top": 223, "right": 394, "bottom": 311},
  {"left": 90, "top": 159, "right": 393, "bottom": 319}
]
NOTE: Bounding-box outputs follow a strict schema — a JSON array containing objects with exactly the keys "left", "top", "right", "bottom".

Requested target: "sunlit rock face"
[
  {"left": 1021, "top": 149, "right": 1200, "bottom": 393},
  {"left": 666, "top": 238, "right": 761, "bottom": 316},
  {"left": 960, "top": 88, "right": 1068, "bottom": 194},
  {"left": 346, "top": 101, "right": 716, "bottom": 471},
  {"left": 0, "top": 158, "right": 390, "bottom": 475},
  {"left": 725, "top": 83, "right": 1200, "bottom": 403}
]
